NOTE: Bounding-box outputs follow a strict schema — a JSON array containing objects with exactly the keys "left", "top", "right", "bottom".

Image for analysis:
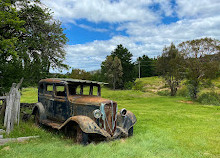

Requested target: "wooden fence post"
[{"left": 3, "top": 78, "right": 23, "bottom": 134}]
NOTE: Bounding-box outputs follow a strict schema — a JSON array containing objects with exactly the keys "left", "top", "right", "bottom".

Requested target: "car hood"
[{"left": 69, "top": 95, "right": 116, "bottom": 106}]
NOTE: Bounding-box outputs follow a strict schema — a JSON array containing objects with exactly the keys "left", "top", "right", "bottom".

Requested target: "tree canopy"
[
  {"left": 0, "top": 0, "right": 68, "bottom": 95},
  {"left": 102, "top": 56, "right": 123, "bottom": 89}
]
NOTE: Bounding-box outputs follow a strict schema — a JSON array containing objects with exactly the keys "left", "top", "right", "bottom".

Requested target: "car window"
[
  {"left": 55, "top": 85, "right": 66, "bottom": 97},
  {"left": 68, "top": 84, "right": 99, "bottom": 96},
  {"left": 45, "top": 84, "right": 53, "bottom": 95}
]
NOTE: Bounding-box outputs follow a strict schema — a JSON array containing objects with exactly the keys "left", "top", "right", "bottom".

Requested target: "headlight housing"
[
  {"left": 120, "top": 108, "right": 127, "bottom": 116},
  {"left": 93, "top": 109, "right": 102, "bottom": 119}
]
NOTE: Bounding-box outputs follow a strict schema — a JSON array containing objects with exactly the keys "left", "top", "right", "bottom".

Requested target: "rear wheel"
[
  {"left": 76, "top": 126, "right": 88, "bottom": 145},
  {"left": 128, "top": 127, "right": 133, "bottom": 137}
]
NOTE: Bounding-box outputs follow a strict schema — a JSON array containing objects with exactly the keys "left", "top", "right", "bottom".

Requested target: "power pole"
[{"left": 139, "top": 61, "right": 141, "bottom": 80}]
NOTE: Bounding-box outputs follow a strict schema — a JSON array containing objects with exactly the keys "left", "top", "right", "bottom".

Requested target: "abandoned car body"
[{"left": 32, "top": 78, "right": 136, "bottom": 144}]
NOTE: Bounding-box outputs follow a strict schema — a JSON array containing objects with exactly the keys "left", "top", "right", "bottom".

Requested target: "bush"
[
  {"left": 124, "top": 81, "right": 134, "bottom": 90},
  {"left": 177, "top": 87, "right": 190, "bottom": 98},
  {"left": 157, "top": 90, "right": 170, "bottom": 96},
  {"left": 132, "top": 81, "right": 144, "bottom": 91},
  {"left": 197, "top": 92, "right": 220, "bottom": 106}
]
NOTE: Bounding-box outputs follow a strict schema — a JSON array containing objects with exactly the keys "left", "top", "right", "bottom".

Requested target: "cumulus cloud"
[
  {"left": 44, "top": 0, "right": 220, "bottom": 72},
  {"left": 175, "top": 0, "right": 220, "bottom": 18},
  {"left": 42, "top": 0, "right": 158, "bottom": 23}
]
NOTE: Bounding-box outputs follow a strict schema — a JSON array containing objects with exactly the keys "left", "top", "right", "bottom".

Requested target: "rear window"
[{"left": 55, "top": 85, "right": 66, "bottom": 97}]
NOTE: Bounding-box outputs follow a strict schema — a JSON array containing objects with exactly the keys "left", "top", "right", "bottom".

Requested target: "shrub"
[
  {"left": 197, "top": 92, "right": 220, "bottom": 106},
  {"left": 177, "top": 87, "right": 190, "bottom": 98},
  {"left": 132, "top": 81, "right": 144, "bottom": 91},
  {"left": 124, "top": 81, "right": 134, "bottom": 90},
  {"left": 157, "top": 90, "right": 170, "bottom": 96}
]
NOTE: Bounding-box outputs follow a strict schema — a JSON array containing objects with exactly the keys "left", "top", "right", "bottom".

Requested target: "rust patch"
[
  {"left": 69, "top": 95, "right": 116, "bottom": 106},
  {"left": 40, "top": 78, "right": 63, "bottom": 83}
]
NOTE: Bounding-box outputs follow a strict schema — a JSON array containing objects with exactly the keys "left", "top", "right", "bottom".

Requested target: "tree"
[
  {"left": 136, "top": 55, "right": 156, "bottom": 77},
  {"left": 17, "top": 0, "right": 68, "bottom": 83},
  {"left": 0, "top": 0, "right": 68, "bottom": 94},
  {"left": 102, "top": 56, "right": 123, "bottom": 90},
  {"left": 111, "top": 44, "right": 135, "bottom": 88},
  {"left": 157, "top": 43, "right": 184, "bottom": 96},
  {"left": 178, "top": 38, "right": 220, "bottom": 99},
  {"left": 0, "top": 0, "right": 25, "bottom": 95}
]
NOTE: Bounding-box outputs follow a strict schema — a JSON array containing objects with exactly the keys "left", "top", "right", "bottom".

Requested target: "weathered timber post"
[{"left": 3, "top": 78, "right": 23, "bottom": 134}]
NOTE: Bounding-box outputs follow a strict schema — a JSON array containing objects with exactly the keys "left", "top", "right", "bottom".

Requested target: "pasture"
[{"left": 0, "top": 77, "right": 219, "bottom": 158}]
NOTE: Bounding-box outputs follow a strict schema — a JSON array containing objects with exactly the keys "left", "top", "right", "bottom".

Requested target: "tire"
[
  {"left": 128, "top": 126, "right": 133, "bottom": 137},
  {"left": 34, "top": 110, "right": 41, "bottom": 127},
  {"left": 76, "top": 126, "right": 88, "bottom": 145}
]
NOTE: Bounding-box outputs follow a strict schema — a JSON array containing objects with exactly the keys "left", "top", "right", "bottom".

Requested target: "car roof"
[{"left": 39, "top": 78, "right": 108, "bottom": 86}]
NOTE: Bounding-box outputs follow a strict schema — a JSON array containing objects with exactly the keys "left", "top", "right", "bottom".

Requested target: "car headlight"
[
  {"left": 93, "top": 109, "right": 102, "bottom": 119},
  {"left": 120, "top": 108, "right": 127, "bottom": 116}
]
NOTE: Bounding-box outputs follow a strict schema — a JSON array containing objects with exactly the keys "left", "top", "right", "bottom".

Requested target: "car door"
[
  {"left": 53, "top": 83, "right": 69, "bottom": 122},
  {"left": 44, "top": 83, "right": 54, "bottom": 119}
]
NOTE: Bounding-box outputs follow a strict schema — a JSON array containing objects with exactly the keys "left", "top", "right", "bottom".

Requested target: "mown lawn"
[{"left": 0, "top": 86, "right": 220, "bottom": 158}]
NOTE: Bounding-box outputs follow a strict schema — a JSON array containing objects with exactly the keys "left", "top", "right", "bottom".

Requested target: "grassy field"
[{"left": 0, "top": 78, "right": 220, "bottom": 158}]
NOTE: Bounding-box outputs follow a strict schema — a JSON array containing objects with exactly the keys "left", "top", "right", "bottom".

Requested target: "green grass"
[{"left": 0, "top": 85, "right": 220, "bottom": 158}]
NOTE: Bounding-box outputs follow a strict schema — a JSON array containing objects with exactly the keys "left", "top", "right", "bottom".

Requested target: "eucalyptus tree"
[
  {"left": 178, "top": 38, "right": 220, "bottom": 99},
  {"left": 157, "top": 43, "right": 185, "bottom": 96}
]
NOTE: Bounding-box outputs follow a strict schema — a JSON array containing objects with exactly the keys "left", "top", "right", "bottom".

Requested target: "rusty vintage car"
[{"left": 32, "top": 78, "right": 136, "bottom": 144}]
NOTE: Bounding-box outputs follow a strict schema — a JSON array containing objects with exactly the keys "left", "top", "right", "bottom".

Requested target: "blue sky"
[{"left": 41, "top": 0, "right": 220, "bottom": 72}]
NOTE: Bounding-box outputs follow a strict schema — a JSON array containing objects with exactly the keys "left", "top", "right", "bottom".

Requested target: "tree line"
[
  {"left": 68, "top": 38, "right": 220, "bottom": 101},
  {"left": 66, "top": 44, "right": 157, "bottom": 90}
]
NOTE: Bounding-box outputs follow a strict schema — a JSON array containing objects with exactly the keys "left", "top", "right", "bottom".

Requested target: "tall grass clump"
[{"left": 197, "top": 92, "right": 220, "bottom": 106}]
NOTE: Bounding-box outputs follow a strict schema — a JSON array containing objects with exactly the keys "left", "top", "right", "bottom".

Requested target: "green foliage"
[
  {"left": 157, "top": 43, "right": 184, "bottom": 96},
  {"left": 110, "top": 44, "right": 136, "bottom": 88},
  {"left": 136, "top": 55, "right": 157, "bottom": 77},
  {"left": 69, "top": 69, "right": 92, "bottom": 80},
  {"left": 132, "top": 80, "right": 144, "bottom": 91},
  {"left": 102, "top": 56, "right": 123, "bottom": 89},
  {"left": 124, "top": 81, "right": 134, "bottom": 90},
  {"left": 0, "top": 0, "right": 68, "bottom": 95},
  {"left": 157, "top": 90, "right": 170, "bottom": 96},
  {"left": 178, "top": 37, "right": 220, "bottom": 99},
  {"left": 197, "top": 92, "right": 220, "bottom": 106},
  {"left": 176, "top": 86, "right": 190, "bottom": 98},
  {"left": 90, "top": 70, "right": 104, "bottom": 82}
]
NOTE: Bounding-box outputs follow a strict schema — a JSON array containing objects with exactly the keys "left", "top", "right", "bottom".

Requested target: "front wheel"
[{"left": 76, "top": 126, "right": 88, "bottom": 145}]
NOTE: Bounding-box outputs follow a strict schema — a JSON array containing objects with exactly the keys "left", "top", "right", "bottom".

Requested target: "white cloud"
[
  {"left": 175, "top": 0, "right": 220, "bottom": 18},
  {"left": 42, "top": 0, "right": 158, "bottom": 23},
  {"left": 45, "top": 0, "right": 220, "bottom": 72}
]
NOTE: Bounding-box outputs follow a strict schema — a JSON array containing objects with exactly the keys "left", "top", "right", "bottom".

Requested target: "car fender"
[
  {"left": 32, "top": 102, "right": 46, "bottom": 120},
  {"left": 117, "top": 110, "right": 137, "bottom": 132},
  {"left": 59, "top": 115, "right": 111, "bottom": 138}
]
